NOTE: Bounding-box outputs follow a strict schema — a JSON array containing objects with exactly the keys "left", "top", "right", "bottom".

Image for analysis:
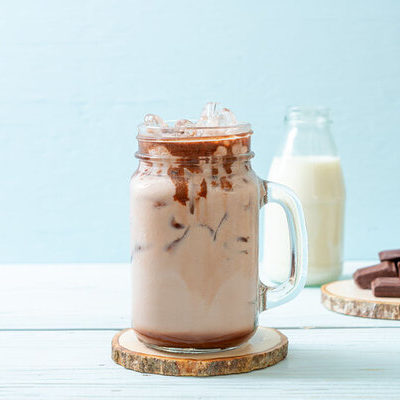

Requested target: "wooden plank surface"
[
  {"left": 1, "top": 329, "right": 399, "bottom": 399},
  {"left": 2, "top": 262, "right": 400, "bottom": 330},
  {"left": 2, "top": 262, "right": 400, "bottom": 399}
]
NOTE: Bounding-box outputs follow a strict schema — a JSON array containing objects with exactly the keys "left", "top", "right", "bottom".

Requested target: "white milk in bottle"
[{"left": 263, "top": 107, "right": 345, "bottom": 286}]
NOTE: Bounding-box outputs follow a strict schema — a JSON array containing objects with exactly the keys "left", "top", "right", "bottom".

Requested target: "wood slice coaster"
[
  {"left": 112, "top": 327, "right": 288, "bottom": 376},
  {"left": 321, "top": 279, "right": 400, "bottom": 320}
]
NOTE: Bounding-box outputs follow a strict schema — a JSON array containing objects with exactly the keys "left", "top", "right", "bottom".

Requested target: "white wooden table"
[{"left": 1, "top": 262, "right": 400, "bottom": 399}]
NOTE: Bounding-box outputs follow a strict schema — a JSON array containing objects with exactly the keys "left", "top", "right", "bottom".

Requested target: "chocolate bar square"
[
  {"left": 371, "top": 277, "right": 400, "bottom": 298},
  {"left": 353, "top": 261, "right": 397, "bottom": 289},
  {"left": 379, "top": 249, "right": 400, "bottom": 262}
]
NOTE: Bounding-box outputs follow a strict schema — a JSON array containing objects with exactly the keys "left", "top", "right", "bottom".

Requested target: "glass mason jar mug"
[{"left": 130, "top": 121, "right": 308, "bottom": 353}]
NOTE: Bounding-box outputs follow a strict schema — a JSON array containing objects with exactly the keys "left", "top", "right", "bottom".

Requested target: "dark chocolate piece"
[
  {"left": 213, "top": 212, "right": 228, "bottom": 241},
  {"left": 170, "top": 217, "right": 185, "bottom": 229},
  {"left": 199, "top": 223, "right": 215, "bottom": 236},
  {"left": 189, "top": 202, "right": 195, "bottom": 215},
  {"left": 198, "top": 179, "right": 207, "bottom": 198},
  {"left": 353, "top": 261, "right": 397, "bottom": 289},
  {"left": 165, "top": 227, "right": 190, "bottom": 252},
  {"left": 220, "top": 176, "right": 233, "bottom": 191},
  {"left": 154, "top": 200, "right": 167, "bottom": 208},
  {"left": 371, "top": 277, "right": 400, "bottom": 298},
  {"left": 379, "top": 249, "right": 400, "bottom": 263}
]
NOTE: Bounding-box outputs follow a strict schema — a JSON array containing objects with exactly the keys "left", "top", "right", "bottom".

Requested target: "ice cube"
[
  {"left": 198, "top": 102, "right": 237, "bottom": 130},
  {"left": 144, "top": 113, "right": 165, "bottom": 127},
  {"left": 142, "top": 103, "right": 239, "bottom": 138},
  {"left": 172, "top": 119, "right": 196, "bottom": 137},
  {"left": 143, "top": 113, "right": 168, "bottom": 137},
  {"left": 219, "top": 107, "right": 237, "bottom": 126},
  {"left": 174, "top": 119, "right": 194, "bottom": 130},
  {"left": 199, "top": 102, "right": 218, "bottom": 122}
]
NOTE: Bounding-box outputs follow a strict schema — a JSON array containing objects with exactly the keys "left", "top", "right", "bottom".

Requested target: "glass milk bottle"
[{"left": 263, "top": 107, "right": 345, "bottom": 286}]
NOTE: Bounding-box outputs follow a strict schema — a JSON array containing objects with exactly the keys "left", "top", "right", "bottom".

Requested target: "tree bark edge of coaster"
[
  {"left": 321, "top": 279, "right": 400, "bottom": 320},
  {"left": 111, "top": 327, "right": 288, "bottom": 376}
]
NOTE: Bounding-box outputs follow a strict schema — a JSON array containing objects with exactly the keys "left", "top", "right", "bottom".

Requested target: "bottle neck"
[{"left": 280, "top": 107, "right": 337, "bottom": 157}]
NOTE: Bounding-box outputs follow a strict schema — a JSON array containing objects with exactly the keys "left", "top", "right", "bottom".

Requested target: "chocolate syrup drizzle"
[{"left": 138, "top": 134, "right": 251, "bottom": 208}]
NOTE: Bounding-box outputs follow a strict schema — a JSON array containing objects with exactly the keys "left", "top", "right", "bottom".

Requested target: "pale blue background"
[{"left": 1, "top": 0, "right": 399, "bottom": 263}]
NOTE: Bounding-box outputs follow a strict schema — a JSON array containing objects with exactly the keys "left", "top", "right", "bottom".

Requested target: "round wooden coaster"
[
  {"left": 321, "top": 279, "right": 400, "bottom": 320},
  {"left": 112, "top": 327, "right": 288, "bottom": 376}
]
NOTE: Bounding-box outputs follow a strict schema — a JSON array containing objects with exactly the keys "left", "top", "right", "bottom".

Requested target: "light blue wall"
[{"left": 1, "top": 0, "right": 399, "bottom": 263}]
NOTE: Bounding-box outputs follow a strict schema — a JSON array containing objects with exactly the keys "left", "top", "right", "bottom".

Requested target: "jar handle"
[{"left": 258, "top": 179, "right": 308, "bottom": 311}]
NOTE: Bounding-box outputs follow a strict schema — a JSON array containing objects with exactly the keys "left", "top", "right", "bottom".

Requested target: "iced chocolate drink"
[{"left": 130, "top": 103, "right": 308, "bottom": 353}]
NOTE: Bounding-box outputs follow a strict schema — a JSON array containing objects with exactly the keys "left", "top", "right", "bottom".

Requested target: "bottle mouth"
[
  {"left": 137, "top": 120, "right": 252, "bottom": 141},
  {"left": 285, "top": 106, "right": 331, "bottom": 124}
]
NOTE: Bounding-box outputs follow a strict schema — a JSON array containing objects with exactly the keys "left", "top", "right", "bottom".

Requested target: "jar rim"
[
  {"left": 137, "top": 120, "right": 252, "bottom": 140},
  {"left": 135, "top": 129, "right": 253, "bottom": 161}
]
